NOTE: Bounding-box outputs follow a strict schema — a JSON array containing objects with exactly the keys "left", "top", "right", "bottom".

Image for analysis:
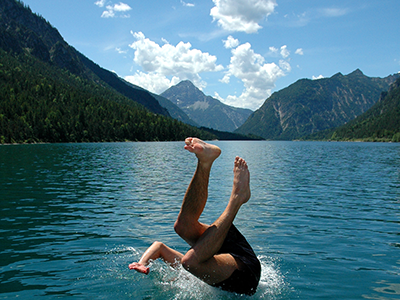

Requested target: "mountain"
[
  {"left": 0, "top": 0, "right": 216, "bottom": 143},
  {"left": 235, "top": 70, "right": 400, "bottom": 140},
  {"left": 161, "top": 81, "right": 253, "bottom": 132},
  {"left": 0, "top": 0, "right": 168, "bottom": 116},
  {"left": 122, "top": 79, "right": 198, "bottom": 127},
  {"left": 0, "top": 48, "right": 217, "bottom": 143},
  {"left": 328, "top": 76, "right": 400, "bottom": 142}
]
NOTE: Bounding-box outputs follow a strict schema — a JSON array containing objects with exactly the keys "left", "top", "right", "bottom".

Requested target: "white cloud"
[
  {"left": 113, "top": 2, "right": 131, "bottom": 12},
  {"left": 269, "top": 46, "right": 278, "bottom": 54},
  {"left": 125, "top": 72, "right": 181, "bottom": 94},
  {"left": 312, "top": 75, "right": 324, "bottom": 80},
  {"left": 279, "top": 59, "right": 291, "bottom": 72},
  {"left": 223, "top": 36, "right": 240, "bottom": 49},
  {"left": 181, "top": 0, "right": 195, "bottom": 7},
  {"left": 115, "top": 47, "right": 127, "bottom": 54},
  {"left": 99, "top": 2, "right": 132, "bottom": 18},
  {"left": 221, "top": 42, "right": 286, "bottom": 109},
  {"left": 94, "top": 0, "right": 106, "bottom": 8},
  {"left": 210, "top": 0, "right": 277, "bottom": 33},
  {"left": 125, "top": 32, "right": 223, "bottom": 94},
  {"left": 269, "top": 45, "right": 292, "bottom": 59},
  {"left": 280, "top": 45, "right": 290, "bottom": 59},
  {"left": 295, "top": 48, "right": 304, "bottom": 55},
  {"left": 101, "top": 9, "right": 114, "bottom": 18}
]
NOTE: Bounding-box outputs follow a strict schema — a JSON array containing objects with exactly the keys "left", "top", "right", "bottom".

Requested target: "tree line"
[
  {"left": 0, "top": 50, "right": 215, "bottom": 144},
  {"left": 303, "top": 77, "right": 400, "bottom": 142}
]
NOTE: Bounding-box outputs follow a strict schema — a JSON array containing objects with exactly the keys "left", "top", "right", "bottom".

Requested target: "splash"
[
  {"left": 96, "top": 247, "right": 288, "bottom": 299},
  {"left": 255, "top": 255, "right": 287, "bottom": 299},
  {"left": 150, "top": 254, "right": 287, "bottom": 299}
]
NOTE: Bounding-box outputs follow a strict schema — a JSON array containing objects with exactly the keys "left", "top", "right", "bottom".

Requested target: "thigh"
[
  {"left": 188, "top": 253, "right": 241, "bottom": 285},
  {"left": 177, "top": 221, "right": 210, "bottom": 247}
]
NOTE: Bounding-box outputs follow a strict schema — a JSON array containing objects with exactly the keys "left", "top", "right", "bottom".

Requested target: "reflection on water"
[{"left": 1, "top": 141, "right": 400, "bottom": 299}]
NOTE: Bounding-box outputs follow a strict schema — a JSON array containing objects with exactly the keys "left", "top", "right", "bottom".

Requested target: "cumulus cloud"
[
  {"left": 210, "top": 0, "right": 277, "bottom": 33},
  {"left": 97, "top": 1, "right": 132, "bottom": 18},
  {"left": 295, "top": 48, "right": 304, "bottom": 55},
  {"left": 221, "top": 42, "right": 286, "bottom": 109},
  {"left": 269, "top": 46, "right": 278, "bottom": 54},
  {"left": 223, "top": 36, "right": 240, "bottom": 49},
  {"left": 125, "top": 32, "right": 223, "bottom": 94},
  {"left": 269, "top": 45, "right": 292, "bottom": 59},
  {"left": 280, "top": 45, "right": 290, "bottom": 59},
  {"left": 312, "top": 75, "right": 324, "bottom": 80},
  {"left": 94, "top": 0, "right": 106, "bottom": 8},
  {"left": 125, "top": 72, "right": 181, "bottom": 94},
  {"left": 279, "top": 59, "right": 291, "bottom": 72}
]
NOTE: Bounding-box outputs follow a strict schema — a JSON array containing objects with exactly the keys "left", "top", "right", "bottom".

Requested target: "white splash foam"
[
  {"left": 255, "top": 255, "right": 287, "bottom": 299},
  {"left": 122, "top": 247, "right": 287, "bottom": 299},
  {"left": 150, "top": 254, "right": 286, "bottom": 299}
]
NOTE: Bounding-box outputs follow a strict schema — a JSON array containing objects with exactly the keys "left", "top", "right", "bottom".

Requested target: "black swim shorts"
[{"left": 212, "top": 224, "right": 261, "bottom": 295}]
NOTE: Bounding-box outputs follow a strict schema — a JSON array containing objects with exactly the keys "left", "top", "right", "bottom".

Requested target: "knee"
[
  {"left": 152, "top": 241, "right": 164, "bottom": 248},
  {"left": 180, "top": 250, "right": 199, "bottom": 272}
]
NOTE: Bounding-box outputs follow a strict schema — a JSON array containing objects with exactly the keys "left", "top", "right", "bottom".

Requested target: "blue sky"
[{"left": 22, "top": 0, "right": 400, "bottom": 110}]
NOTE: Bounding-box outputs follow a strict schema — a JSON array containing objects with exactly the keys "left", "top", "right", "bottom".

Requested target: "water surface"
[{"left": 1, "top": 141, "right": 399, "bottom": 299}]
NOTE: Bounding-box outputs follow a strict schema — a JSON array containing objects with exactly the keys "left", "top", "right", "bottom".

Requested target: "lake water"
[{"left": 1, "top": 141, "right": 399, "bottom": 299}]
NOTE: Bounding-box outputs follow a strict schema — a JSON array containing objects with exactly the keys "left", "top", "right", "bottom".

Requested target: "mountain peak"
[
  {"left": 161, "top": 81, "right": 252, "bottom": 132},
  {"left": 236, "top": 70, "right": 398, "bottom": 140},
  {"left": 349, "top": 69, "right": 365, "bottom": 77},
  {"left": 161, "top": 80, "right": 205, "bottom": 107},
  {"left": 175, "top": 80, "right": 200, "bottom": 91}
]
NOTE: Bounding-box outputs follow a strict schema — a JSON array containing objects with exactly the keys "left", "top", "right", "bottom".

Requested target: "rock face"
[
  {"left": 330, "top": 76, "right": 400, "bottom": 141},
  {"left": 161, "top": 80, "right": 253, "bottom": 132},
  {"left": 235, "top": 69, "right": 400, "bottom": 140}
]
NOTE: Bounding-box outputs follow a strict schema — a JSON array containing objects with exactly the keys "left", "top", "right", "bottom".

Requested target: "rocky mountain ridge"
[
  {"left": 161, "top": 80, "right": 253, "bottom": 132},
  {"left": 236, "top": 69, "right": 399, "bottom": 140},
  {"left": 328, "top": 76, "right": 400, "bottom": 141}
]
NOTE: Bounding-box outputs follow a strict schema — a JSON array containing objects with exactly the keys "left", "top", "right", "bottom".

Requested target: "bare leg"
[
  {"left": 181, "top": 157, "right": 251, "bottom": 285},
  {"left": 174, "top": 138, "right": 221, "bottom": 246},
  {"left": 129, "top": 241, "right": 184, "bottom": 274}
]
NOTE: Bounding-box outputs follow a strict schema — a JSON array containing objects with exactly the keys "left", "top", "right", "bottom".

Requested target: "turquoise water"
[{"left": 1, "top": 141, "right": 399, "bottom": 299}]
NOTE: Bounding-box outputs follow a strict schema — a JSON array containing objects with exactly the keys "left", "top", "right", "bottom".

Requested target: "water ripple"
[{"left": 1, "top": 141, "right": 400, "bottom": 299}]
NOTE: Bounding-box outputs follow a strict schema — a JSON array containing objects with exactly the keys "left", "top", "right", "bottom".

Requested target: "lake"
[{"left": 1, "top": 141, "right": 399, "bottom": 299}]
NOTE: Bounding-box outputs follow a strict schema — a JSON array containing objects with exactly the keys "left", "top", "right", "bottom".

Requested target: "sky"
[{"left": 21, "top": 0, "right": 400, "bottom": 111}]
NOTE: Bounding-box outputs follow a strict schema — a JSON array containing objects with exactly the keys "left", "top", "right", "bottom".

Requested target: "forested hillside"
[
  {"left": 0, "top": 50, "right": 215, "bottom": 143},
  {"left": 0, "top": 0, "right": 168, "bottom": 115},
  {"left": 0, "top": 0, "right": 217, "bottom": 144},
  {"left": 329, "top": 77, "right": 400, "bottom": 142},
  {"left": 236, "top": 70, "right": 399, "bottom": 140}
]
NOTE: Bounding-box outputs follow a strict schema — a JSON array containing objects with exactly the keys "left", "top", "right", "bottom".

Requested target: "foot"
[
  {"left": 184, "top": 137, "right": 221, "bottom": 165},
  {"left": 231, "top": 157, "right": 251, "bottom": 205},
  {"left": 129, "top": 262, "right": 150, "bottom": 275}
]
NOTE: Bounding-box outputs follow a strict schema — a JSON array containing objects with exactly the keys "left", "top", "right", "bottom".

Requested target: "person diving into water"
[{"left": 129, "top": 137, "right": 261, "bottom": 295}]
